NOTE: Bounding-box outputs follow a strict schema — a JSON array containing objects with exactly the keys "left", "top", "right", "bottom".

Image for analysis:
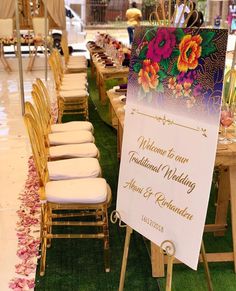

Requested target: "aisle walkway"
[{"left": 0, "top": 69, "right": 54, "bottom": 290}]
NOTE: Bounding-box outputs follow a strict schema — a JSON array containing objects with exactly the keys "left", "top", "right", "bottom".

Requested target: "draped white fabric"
[
  {"left": 42, "top": 0, "right": 66, "bottom": 30},
  {"left": 0, "top": 0, "right": 66, "bottom": 30},
  {"left": 0, "top": 0, "right": 15, "bottom": 19}
]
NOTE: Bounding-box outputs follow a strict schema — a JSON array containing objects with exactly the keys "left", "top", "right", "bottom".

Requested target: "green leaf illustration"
[
  {"left": 200, "top": 31, "right": 215, "bottom": 46},
  {"left": 171, "top": 48, "right": 180, "bottom": 57},
  {"left": 133, "top": 62, "right": 142, "bottom": 73},
  {"left": 146, "top": 28, "right": 157, "bottom": 42},
  {"left": 156, "top": 82, "right": 164, "bottom": 93},
  {"left": 160, "top": 58, "right": 169, "bottom": 72},
  {"left": 175, "top": 28, "right": 185, "bottom": 42},
  {"left": 201, "top": 43, "right": 216, "bottom": 57},
  {"left": 138, "top": 87, "right": 146, "bottom": 101},
  {"left": 139, "top": 46, "right": 148, "bottom": 60},
  {"left": 170, "top": 62, "right": 179, "bottom": 76},
  {"left": 158, "top": 70, "right": 168, "bottom": 81}
]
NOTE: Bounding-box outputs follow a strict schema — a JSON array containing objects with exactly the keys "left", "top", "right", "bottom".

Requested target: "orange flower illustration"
[
  {"left": 138, "top": 69, "right": 151, "bottom": 92},
  {"left": 177, "top": 35, "right": 202, "bottom": 72},
  {"left": 138, "top": 59, "right": 159, "bottom": 92},
  {"left": 168, "top": 77, "right": 176, "bottom": 90},
  {"left": 183, "top": 81, "right": 192, "bottom": 96},
  {"left": 173, "top": 83, "right": 183, "bottom": 98}
]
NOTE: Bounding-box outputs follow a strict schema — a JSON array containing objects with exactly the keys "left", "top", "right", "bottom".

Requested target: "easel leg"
[
  {"left": 151, "top": 242, "right": 165, "bottom": 277},
  {"left": 166, "top": 255, "right": 174, "bottom": 291},
  {"left": 201, "top": 241, "right": 213, "bottom": 291},
  {"left": 119, "top": 226, "right": 133, "bottom": 291},
  {"left": 229, "top": 165, "right": 236, "bottom": 272}
]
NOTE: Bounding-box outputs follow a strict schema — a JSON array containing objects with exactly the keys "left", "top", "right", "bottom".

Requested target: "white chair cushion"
[
  {"left": 48, "top": 158, "right": 101, "bottom": 180},
  {"left": 59, "top": 90, "right": 88, "bottom": 98},
  {"left": 69, "top": 55, "right": 86, "bottom": 62},
  {"left": 62, "top": 76, "right": 87, "bottom": 82},
  {"left": 68, "top": 61, "right": 87, "bottom": 67},
  {"left": 49, "top": 143, "right": 99, "bottom": 159},
  {"left": 62, "top": 74, "right": 87, "bottom": 81},
  {"left": 45, "top": 178, "right": 108, "bottom": 203},
  {"left": 51, "top": 121, "right": 94, "bottom": 133},
  {"left": 49, "top": 130, "right": 95, "bottom": 145},
  {"left": 63, "top": 73, "right": 87, "bottom": 78},
  {"left": 60, "top": 83, "right": 87, "bottom": 91},
  {"left": 67, "top": 64, "right": 87, "bottom": 69}
]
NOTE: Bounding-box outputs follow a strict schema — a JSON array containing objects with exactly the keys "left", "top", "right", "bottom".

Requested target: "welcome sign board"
[{"left": 116, "top": 27, "right": 228, "bottom": 270}]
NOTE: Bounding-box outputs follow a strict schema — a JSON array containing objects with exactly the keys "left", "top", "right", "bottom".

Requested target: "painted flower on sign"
[
  {"left": 146, "top": 28, "right": 176, "bottom": 62},
  {"left": 132, "top": 27, "right": 218, "bottom": 107},
  {"left": 138, "top": 59, "right": 160, "bottom": 93},
  {"left": 177, "top": 35, "right": 202, "bottom": 72}
]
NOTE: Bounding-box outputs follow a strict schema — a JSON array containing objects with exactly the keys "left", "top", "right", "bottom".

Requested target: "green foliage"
[
  {"left": 170, "top": 61, "right": 179, "bottom": 76},
  {"left": 133, "top": 62, "right": 142, "bottom": 73},
  {"left": 160, "top": 58, "right": 169, "bottom": 72},
  {"left": 200, "top": 31, "right": 217, "bottom": 57},
  {"left": 175, "top": 28, "right": 185, "bottom": 42},
  {"left": 158, "top": 70, "right": 168, "bottom": 81},
  {"left": 156, "top": 82, "right": 164, "bottom": 93},
  {"left": 139, "top": 46, "right": 148, "bottom": 60}
]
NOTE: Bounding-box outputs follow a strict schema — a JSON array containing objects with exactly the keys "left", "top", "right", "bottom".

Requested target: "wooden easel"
[{"left": 111, "top": 211, "right": 213, "bottom": 291}]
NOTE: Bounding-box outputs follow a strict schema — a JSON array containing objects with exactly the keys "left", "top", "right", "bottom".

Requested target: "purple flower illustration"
[{"left": 146, "top": 28, "right": 176, "bottom": 62}]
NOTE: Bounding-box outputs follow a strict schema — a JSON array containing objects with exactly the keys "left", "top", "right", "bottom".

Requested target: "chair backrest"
[
  {"left": 32, "top": 17, "right": 49, "bottom": 36},
  {"left": 61, "top": 34, "right": 70, "bottom": 64},
  {"left": 224, "top": 68, "right": 236, "bottom": 104},
  {"left": 48, "top": 52, "right": 62, "bottom": 90},
  {"left": 24, "top": 110, "right": 49, "bottom": 190},
  {"left": 25, "top": 99, "right": 50, "bottom": 148},
  {"left": 0, "top": 18, "right": 14, "bottom": 38},
  {"left": 36, "top": 78, "right": 52, "bottom": 114},
  {"left": 149, "top": 0, "right": 194, "bottom": 28},
  {"left": 32, "top": 84, "right": 51, "bottom": 130}
]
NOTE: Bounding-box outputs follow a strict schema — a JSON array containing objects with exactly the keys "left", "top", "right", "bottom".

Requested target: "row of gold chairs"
[
  {"left": 24, "top": 79, "right": 111, "bottom": 276},
  {"left": 49, "top": 48, "right": 89, "bottom": 122},
  {"left": 61, "top": 33, "right": 88, "bottom": 73}
]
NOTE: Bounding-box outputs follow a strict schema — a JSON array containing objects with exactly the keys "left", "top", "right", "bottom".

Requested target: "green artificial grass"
[
  {"left": 35, "top": 71, "right": 236, "bottom": 291},
  {"left": 86, "top": 67, "right": 122, "bottom": 125}
]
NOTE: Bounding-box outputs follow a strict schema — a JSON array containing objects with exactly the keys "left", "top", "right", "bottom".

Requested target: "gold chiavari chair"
[
  {"left": 48, "top": 55, "right": 89, "bottom": 122},
  {"left": 25, "top": 98, "right": 93, "bottom": 147},
  {"left": 24, "top": 113, "right": 111, "bottom": 276},
  {"left": 61, "top": 33, "right": 87, "bottom": 73},
  {"left": 25, "top": 101, "right": 101, "bottom": 179},
  {"left": 34, "top": 79, "right": 94, "bottom": 133},
  {"left": 0, "top": 18, "right": 14, "bottom": 72},
  {"left": 149, "top": 0, "right": 200, "bottom": 28},
  {"left": 30, "top": 86, "right": 99, "bottom": 160}
]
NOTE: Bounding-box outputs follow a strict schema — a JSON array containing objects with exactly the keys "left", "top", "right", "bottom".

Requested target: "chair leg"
[
  {"left": 103, "top": 208, "right": 110, "bottom": 272},
  {"left": 47, "top": 207, "right": 52, "bottom": 248},
  {"left": 40, "top": 204, "right": 48, "bottom": 276}
]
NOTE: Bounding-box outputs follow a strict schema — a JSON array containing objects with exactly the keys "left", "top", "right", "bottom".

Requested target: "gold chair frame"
[
  {"left": 24, "top": 112, "right": 111, "bottom": 276},
  {"left": 149, "top": 0, "right": 195, "bottom": 28},
  {"left": 48, "top": 52, "right": 89, "bottom": 122}
]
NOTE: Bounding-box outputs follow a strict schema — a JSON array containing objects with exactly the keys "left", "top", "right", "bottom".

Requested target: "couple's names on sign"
[{"left": 123, "top": 135, "right": 194, "bottom": 222}]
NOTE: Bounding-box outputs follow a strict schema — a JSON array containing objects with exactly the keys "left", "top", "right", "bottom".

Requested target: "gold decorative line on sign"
[{"left": 131, "top": 108, "right": 207, "bottom": 137}]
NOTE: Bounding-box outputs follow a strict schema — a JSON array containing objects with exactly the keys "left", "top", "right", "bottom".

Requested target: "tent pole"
[
  {"left": 15, "top": 0, "right": 25, "bottom": 115},
  {"left": 44, "top": 0, "right": 48, "bottom": 81}
]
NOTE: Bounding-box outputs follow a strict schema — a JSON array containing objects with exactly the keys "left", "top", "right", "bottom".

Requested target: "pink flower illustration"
[{"left": 146, "top": 28, "right": 176, "bottom": 62}]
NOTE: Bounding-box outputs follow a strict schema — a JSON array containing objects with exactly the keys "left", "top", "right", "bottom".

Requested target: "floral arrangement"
[
  {"left": 9, "top": 157, "right": 41, "bottom": 291},
  {"left": 132, "top": 27, "right": 225, "bottom": 109}
]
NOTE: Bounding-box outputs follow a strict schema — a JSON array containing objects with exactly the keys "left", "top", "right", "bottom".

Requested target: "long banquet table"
[
  {"left": 87, "top": 44, "right": 129, "bottom": 104},
  {"left": 107, "top": 89, "right": 236, "bottom": 277}
]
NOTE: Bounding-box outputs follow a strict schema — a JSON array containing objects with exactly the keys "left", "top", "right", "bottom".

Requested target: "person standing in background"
[
  {"left": 174, "top": 0, "right": 190, "bottom": 27},
  {"left": 126, "top": 2, "right": 142, "bottom": 45}
]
